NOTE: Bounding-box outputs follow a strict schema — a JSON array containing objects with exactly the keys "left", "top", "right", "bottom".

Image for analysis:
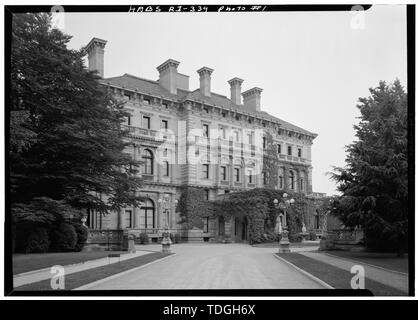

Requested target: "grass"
[
  {"left": 13, "top": 251, "right": 172, "bottom": 291},
  {"left": 324, "top": 251, "right": 408, "bottom": 274},
  {"left": 13, "top": 251, "right": 128, "bottom": 275},
  {"left": 277, "top": 252, "right": 407, "bottom": 296}
]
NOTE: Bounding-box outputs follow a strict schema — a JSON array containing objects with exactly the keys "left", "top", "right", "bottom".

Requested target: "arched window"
[
  {"left": 139, "top": 199, "right": 155, "bottom": 229},
  {"left": 142, "top": 149, "right": 153, "bottom": 175},
  {"left": 289, "top": 171, "right": 295, "bottom": 190}
]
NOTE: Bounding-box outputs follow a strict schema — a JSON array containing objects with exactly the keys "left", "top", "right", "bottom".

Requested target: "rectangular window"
[
  {"left": 124, "top": 94, "right": 131, "bottom": 100},
  {"left": 263, "top": 137, "right": 266, "bottom": 149},
  {"left": 204, "top": 107, "right": 209, "bottom": 113},
  {"left": 204, "top": 189, "right": 209, "bottom": 201},
  {"left": 127, "top": 114, "right": 131, "bottom": 126},
  {"left": 234, "top": 168, "right": 240, "bottom": 182},
  {"left": 279, "top": 176, "right": 283, "bottom": 189},
  {"left": 221, "top": 166, "right": 227, "bottom": 180},
  {"left": 203, "top": 217, "right": 209, "bottom": 233},
  {"left": 235, "top": 131, "right": 239, "bottom": 142},
  {"left": 248, "top": 170, "right": 253, "bottom": 184},
  {"left": 161, "top": 120, "right": 168, "bottom": 129},
  {"left": 300, "top": 178, "right": 304, "bottom": 191},
  {"left": 203, "top": 124, "right": 209, "bottom": 137},
  {"left": 143, "top": 98, "right": 150, "bottom": 105},
  {"left": 202, "top": 164, "right": 209, "bottom": 179},
  {"left": 278, "top": 144, "right": 281, "bottom": 154},
  {"left": 262, "top": 172, "right": 267, "bottom": 185},
  {"left": 298, "top": 148, "right": 302, "bottom": 158},
  {"left": 162, "top": 103, "right": 168, "bottom": 108},
  {"left": 247, "top": 133, "right": 253, "bottom": 145},
  {"left": 125, "top": 209, "right": 133, "bottom": 228},
  {"left": 287, "top": 146, "right": 292, "bottom": 156},
  {"left": 143, "top": 116, "right": 151, "bottom": 129},
  {"left": 164, "top": 161, "right": 169, "bottom": 177}
]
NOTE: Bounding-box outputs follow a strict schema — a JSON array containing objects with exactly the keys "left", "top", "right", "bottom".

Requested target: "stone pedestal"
[{"left": 278, "top": 229, "right": 291, "bottom": 253}]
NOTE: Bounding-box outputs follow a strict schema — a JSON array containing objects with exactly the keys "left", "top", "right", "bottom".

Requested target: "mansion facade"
[{"left": 85, "top": 37, "right": 318, "bottom": 242}]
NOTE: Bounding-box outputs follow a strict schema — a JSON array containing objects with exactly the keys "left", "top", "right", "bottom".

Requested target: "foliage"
[
  {"left": 176, "top": 187, "right": 212, "bottom": 229},
  {"left": 331, "top": 80, "right": 408, "bottom": 254},
  {"left": 309, "top": 231, "right": 317, "bottom": 241},
  {"left": 139, "top": 232, "right": 149, "bottom": 244},
  {"left": 50, "top": 223, "right": 78, "bottom": 252},
  {"left": 25, "top": 227, "right": 51, "bottom": 253},
  {"left": 288, "top": 233, "right": 303, "bottom": 243},
  {"left": 210, "top": 188, "right": 307, "bottom": 243},
  {"left": 10, "top": 13, "right": 143, "bottom": 230},
  {"left": 174, "top": 233, "right": 181, "bottom": 243},
  {"left": 262, "top": 131, "right": 279, "bottom": 189},
  {"left": 73, "top": 223, "right": 89, "bottom": 252}
]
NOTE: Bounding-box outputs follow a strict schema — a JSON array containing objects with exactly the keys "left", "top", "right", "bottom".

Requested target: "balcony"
[{"left": 122, "top": 125, "right": 165, "bottom": 142}]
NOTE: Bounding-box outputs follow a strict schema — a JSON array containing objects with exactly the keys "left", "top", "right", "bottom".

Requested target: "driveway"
[{"left": 79, "top": 243, "right": 325, "bottom": 290}]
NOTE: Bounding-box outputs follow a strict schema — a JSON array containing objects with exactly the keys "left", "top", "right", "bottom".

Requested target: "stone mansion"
[{"left": 84, "top": 37, "right": 319, "bottom": 242}]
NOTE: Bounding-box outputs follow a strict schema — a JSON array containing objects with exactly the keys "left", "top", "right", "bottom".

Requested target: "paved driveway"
[{"left": 80, "top": 243, "right": 324, "bottom": 290}]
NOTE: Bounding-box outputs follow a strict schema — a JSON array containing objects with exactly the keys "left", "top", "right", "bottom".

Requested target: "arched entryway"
[{"left": 233, "top": 216, "right": 248, "bottom": 242}]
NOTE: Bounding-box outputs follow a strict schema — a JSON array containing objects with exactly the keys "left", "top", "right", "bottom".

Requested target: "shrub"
[
  {"left": 51, "top": 223, "right": 77, "bottom": 252},
  {"left": 26, "top": 227, "right": 50, "bottom": 253},
  {"left": 73, "top": 223, "right": 88, "bottom": 252},
  {"left": 139, "top": 232, "right": 149, "bottom": 244},
  {"left": 288, "top": 233, "right": 303, "bottom": 243},
  {"left": 309, "top": 231, "right": 317, "bottom": 241}
]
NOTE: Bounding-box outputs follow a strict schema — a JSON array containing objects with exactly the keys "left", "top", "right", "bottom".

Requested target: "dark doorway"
[{"left": 218, "top": 216, "right": 225, "bottom": 236}]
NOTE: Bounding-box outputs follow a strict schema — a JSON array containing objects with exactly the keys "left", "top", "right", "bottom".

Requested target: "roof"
[{"left": 101, "top": 73, "right": 317, "bottom": 137}]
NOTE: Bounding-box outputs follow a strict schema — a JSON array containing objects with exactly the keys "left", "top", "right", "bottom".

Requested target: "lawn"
[
  {"left": 324, "top": 251, "right": 408, "bottom": 274},
  {"left": 13, "top": 251, "right": 128, "bottom": 275},
  {"left": 277, "top": 253, "right": 407, "bottom": 296},
  {"left": 13, "top": 251, "right": 172, "bottom": 292}
]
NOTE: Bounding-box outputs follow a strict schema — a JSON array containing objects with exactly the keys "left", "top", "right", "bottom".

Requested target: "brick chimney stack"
[
  {"left": 85, "top": 37, "right": 107, "bottom": 78},
  {"left": 228, "top": 77, "right": 244, "bottom": 105},
  {"left": 157, "top": 59, "right": 180, "bottom": 95},
  {"left": 197, "top": 67, "right": 214, "bottom": 97},
  {"left": 242, "top": 87, "right": 263, "bottom": 111}
]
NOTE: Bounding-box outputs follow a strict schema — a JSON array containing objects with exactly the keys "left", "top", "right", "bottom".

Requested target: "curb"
[
  {"left": 273, "top": 253, "right": 334, "bottom": 289},
  {"left": 322, "top": 252, "right": 409, "bottom": 277},
  {"left": 74, "top": 252, "right": 177, "bottom": 290}
]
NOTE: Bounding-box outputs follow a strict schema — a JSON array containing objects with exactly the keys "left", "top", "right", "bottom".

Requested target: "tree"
[
  {"left": 10, "top": 13, "right": 142, "bottom": 232},
  {"left": 331, "top": 80, "right": 408, "bottom": 255}
]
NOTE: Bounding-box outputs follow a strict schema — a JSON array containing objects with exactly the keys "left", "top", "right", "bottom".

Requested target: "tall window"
[
  {"left": 164, "top": 161, "right": 169, "bottom": 177},
  {"left": 161, "top": 120, "right": 168, "bottom": 130},
  {"left": 263, "top": 137, "right": 266, "bottom": 149},
  {"left": 298, "top": 148, "right": 302, "bottom": 158},
  {"left": 204, "top": 189, "right": 210, "bottom": 200},
  {"left": 221, "top": 166, "right": 227, "bottom": 180},
  {"left": 278, "top": 144, "right": 281, "bottom": 154},
  {"left": 124, "top": 209, "right": 133, "bottom": 228},
  {"left": 202, "top": 164, "right": 209, "bottom": 179},
  {"left": 287, "top": 145, "right": 292, "bottom": 156},
  {"left": 203, "top": 217, "right": 209, "bottom": 233},
  {"left": 127, "top": 114, "right": 132, "bottom": 126},
  {"left": 247, "top": 133, "right": 252, "bottom": 144},
  {"left": 289, "top": 171, "right": 295, "bottom": 190},
  {"left": 279, "top": 176, "right": 283, "bottom": 189},
  {"left": 143, "top": 116, "right": 151, "bottom": 129},
  {"left": 234, "top": 131, "right": 239, "bottom": 142},
  {"left": 262, "top": 172, "right": 267, "bottom": 185},
  {"left": 142, "top": 149, "right": 153, "bottom": 174},
  {"left": 234, "top": 168, "right": 240, "bottom": 182},
  {"left": 219, "top": 127, "right": 226, "bottom": 139},
  {"left": 139, "top": 199, "right": 155, "bottom": 229},
  {"left": 203, "top": 124, "right": 209, "bottom": 137},
  {"left": 248, "top": 170, "right": 253, "bottom": 184},
  {"left": 300, "top": 178, "right": 304, "bottom": 191}
]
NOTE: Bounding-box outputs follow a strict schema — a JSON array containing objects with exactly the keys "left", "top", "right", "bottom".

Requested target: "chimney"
[
  {"left": 197, "top": 67, "right": 214, "bottom": 97},
  {"left": 242, "top": 87, "right": 263, "bottom": 111},
  {"left": 157, "top": 59, "right": 180, "bottom": 95},
  {"left": 85, "top": 37, "right": 107, "bottom": 78},
  {"left": 228, "top": 77, "right": 244, "bottom": 105}
]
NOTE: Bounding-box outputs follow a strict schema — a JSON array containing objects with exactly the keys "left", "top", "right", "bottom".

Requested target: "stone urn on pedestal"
[{"left": 161, "top": 228, "right": 172, "bottom": 253}]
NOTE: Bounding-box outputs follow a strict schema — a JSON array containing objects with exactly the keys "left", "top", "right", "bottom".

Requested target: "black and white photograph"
[{"left": 3, "top": 2, "right": 413, "bottom": 301}]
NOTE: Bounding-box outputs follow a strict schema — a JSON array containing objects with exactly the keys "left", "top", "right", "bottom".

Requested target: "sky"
[{"left": 63, "top": 5, "right": 407, "bottom": 195}]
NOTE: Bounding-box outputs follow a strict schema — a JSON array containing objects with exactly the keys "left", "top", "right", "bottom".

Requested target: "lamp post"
[{"left": 273, "top": 193, "right": 295, "bottom": 253}]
